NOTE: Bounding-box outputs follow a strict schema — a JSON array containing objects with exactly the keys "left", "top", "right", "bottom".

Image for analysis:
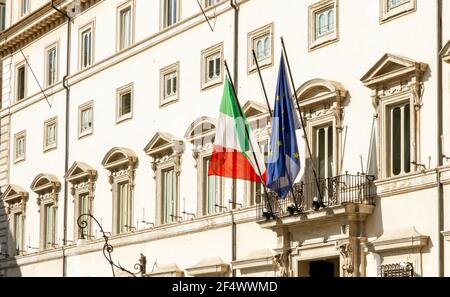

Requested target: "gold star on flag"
[
  {"left": 276, "top": 96, "right": 280, "bottom": 101},
  {"left": 293, "top": 152, "right": 299, "bottom": 159},
  {"left": 277, "top": 140, "right": 282, "bottom": 146}
]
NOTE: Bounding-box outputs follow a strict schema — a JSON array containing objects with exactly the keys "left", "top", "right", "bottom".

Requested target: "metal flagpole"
[
  {"left": 280, "top": 37, "right": 324, "bottom": 204},
  {"left": 251, "top": 49, "right": 300, "bottom": 211},
  {"left": 224, "top": 60, "right": 275, "bottom": 218}
]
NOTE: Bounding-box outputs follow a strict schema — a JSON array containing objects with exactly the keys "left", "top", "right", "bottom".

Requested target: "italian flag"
[{"left": 208, "top": 77, "right": 267, "bottom": 183}]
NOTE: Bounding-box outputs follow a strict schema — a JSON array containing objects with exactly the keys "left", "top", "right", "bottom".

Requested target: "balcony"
[{"left": 256, "top": 173, "right": 376, "bottom": 227}]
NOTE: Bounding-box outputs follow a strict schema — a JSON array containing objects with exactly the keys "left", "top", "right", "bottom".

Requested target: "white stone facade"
[{"left": 0, "top": 0, "right": 449, "bottom": 277}]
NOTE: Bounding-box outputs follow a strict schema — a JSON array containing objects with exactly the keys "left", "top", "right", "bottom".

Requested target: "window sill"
[
  {"left": 309, "top": 34, "right": 339, "bottom": 52},
  {"left": 116, "top": 114, "right": 133, "bottom": 125},
  {"left": 247, "top": 59, "right": 273, "bottom": 75},
  {"left": 201, "top": 79, "right": 223, "bottom": 91},
  {"left": 43, "top": 145, "right": 57, "bottom": 153},
  {"left": 13, "top": 158, "right": 26, "bottom": 165},
  {"left": 160, "top": 98, "right": 179, "bottom": 108},
  {"left": 78, "top": 130, "right": 93, "bottom": 140}
]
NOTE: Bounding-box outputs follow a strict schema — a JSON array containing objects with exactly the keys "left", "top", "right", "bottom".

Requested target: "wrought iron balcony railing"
[{"left": 256, "top": 172, "right": 376, "bottom": 221}]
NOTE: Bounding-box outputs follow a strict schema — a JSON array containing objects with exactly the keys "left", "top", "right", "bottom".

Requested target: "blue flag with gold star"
[{"left": 266, "top": 54, "right": 301, "bottom": 199}]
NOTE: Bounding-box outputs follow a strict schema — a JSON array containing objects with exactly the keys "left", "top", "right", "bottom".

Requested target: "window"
[
  {"left": 13, "top": 213, "right": 24, "bottom": 256},
  {"left": 117, "top": 3, "right": 133, "bottom": 51},
  {"left": 66, "top": 161, "right": 97, "bottom": 241},
  {"left": 0, "top": 2, "right": 6, "bottom": 31},
  {"left": 162, "top": 168, "right": 176, "bottom": 224},
  {"left": 78, "top": 101, "right": 93, "bottom": 138},
  {"left": 315, "top": 125, "right": 334, "bottom": 179},
  {"left": 79, "top": 22, "right": 94, "bottom": 70},
  {"left": 44, "top": 117, "right": 57, "bottom": 152},
  {"left": 308, "top": 0, "right": 339, "bottom": 51},
  {"left": 116, "top": 83, "right": 133, "bottom": 123},
  {"left": 380, "top": 0, "right": 416, "bottom": 23},
  {"left": 160, "top": 62, "right": 180, "bottom": 106},
  {"left": 117, "top": 182, "right": 131, "bottom": 234},
  {"left": 45, "top": 45, "right": 57, "bottom": 87},
  {"left": 201, "top": 43, "right": 223, "bottom": 90},
  {"left": 102, "top": 148, "right": 138, "bottom": 235},
  {"left": 44, "top": 204, "right": 55, "bottom": 249},
  {"left": 14, "top": 131, "right": 26, "bottom": 163},
  {"left": 16, "top": 64, "right": 26, "bottom": 101},
  {"left": 145, "top": 132, "right": 184, "bottom": 226},
  {"left": 204, "top": 158, "right": 223, "bottom": 215},
  {"left": 162, "top": 0, "right": 180, "bottom": 28},
  {"left": 20, "top": 0, "right": 30, "bottom": 17},
  {"left": 388, "top": 103, "right": 411, "bottom": 177},
  {"left": 205, "top": 0, "right": 221, "bottom": 8},
  {"left": 247, "top": 23, "right": 274, "bottom": 74}
]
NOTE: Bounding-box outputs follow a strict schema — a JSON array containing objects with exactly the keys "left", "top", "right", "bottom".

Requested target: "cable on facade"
[{"left": 195, "top": 0, "right": 218, "bottom": 32}]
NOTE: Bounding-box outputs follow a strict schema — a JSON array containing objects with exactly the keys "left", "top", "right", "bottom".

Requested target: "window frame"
[
  {"left": 201, "top": 42, "right": 224, "bottom": 90},
  {"left": 13, "top": 212, "right": 25, "bottom": 256},
  {"left": 78, "top": 20, "right": 95, "bottom": 70},
  {"left": 161, "top": 166, "right": 177, "bottom": 224},
  {"left": 116, "top": 0, "right": 135, "bottom": 52},
  {"left": 78, "top": 100, "right": 94, "bottom": 139},
  {"left": 308, "top": 0, "right": 339, "bottom": 51},
  {"left": 204, "top": 0, "right": 222, "bottom": 8},
  {"left": 14, "top": 130, "right": 26, "bottom": 164},
  {"left": 15, "top": 61, "right": 27, "bottom": 103},
  {"left": 44, "top": 42, "right": 59, "bottom": 87},
  {"left": 116, "top": 83, "right": 134, "bottom": 124},
  {"left": 160, "top": 62, "right": 180, "bottom": 107},
  {"left": 43, "top": 117, "right": 58, "bottom": 153},
  {"left": 19, "top": 0, "right": 30, "bottom": 18},
  {"left": 160, "top": 0, "right": 181, "bottom": 29},
  {"left": 247, "top": 23, "right": 274, "bottom": 74},
  {"left": 380, "top": 0, "right": 416, "bottom": 24}
]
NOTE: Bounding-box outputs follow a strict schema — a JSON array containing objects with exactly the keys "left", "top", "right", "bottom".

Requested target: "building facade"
[{"left": 0, "top": 0, "right": 449, "bottom": 277}]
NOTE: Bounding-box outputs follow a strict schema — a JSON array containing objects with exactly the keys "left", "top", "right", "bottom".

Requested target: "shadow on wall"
[{"left": 0, "top": 193, "right": 21, "bottom": 277}]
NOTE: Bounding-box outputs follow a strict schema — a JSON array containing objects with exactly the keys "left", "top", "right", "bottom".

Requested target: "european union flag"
[{"left": 266, "top": 54, "right": 301, "bottom": 199}]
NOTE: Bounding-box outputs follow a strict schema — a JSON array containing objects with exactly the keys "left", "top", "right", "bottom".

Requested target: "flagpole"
[
  {"left": 251, "top": 49, "right": 300, "bottom": 211},
  {"left": 224, "top": 60, "right": 275, "bottom": 218},
  {"left": 280, "top": 37, "right": 324, "bottom": 204}
]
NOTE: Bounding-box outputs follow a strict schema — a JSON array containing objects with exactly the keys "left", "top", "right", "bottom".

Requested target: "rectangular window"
[
  {"left": 160, "top": 63, "right": 180, "bottom": 106},
  {"left": 79, "top": 102, "right": 94, "bottom": 138},
  {"left": 205, "top": 158, "right": 221, "bottom": 215},
  {"left": 78, "top": 193, "right": 91, "bottom": 239},
  {"left": 21, "top": 0, "right": 30, "bottom": 16},
  {"left": 308, "top": 0, "right": 339, "bottom": 51},
  {"left": 390, "top": 103, "right": 411, "bottom": 177},
  {"left": 14, "top": 131, "right": 26, "bottom": 163},
  {"left": 81, "top": 27, "right": 93, "bottom": 69},
  {"left": 205, "top": 0, "right": 221, "bottom": 7},
  {"left": 247, "top": 23, "right": 274, "bottom": 74},
  {"left": 117, "top": 182, "right": 131, "bottom": 234},
  {"left": 388, "top": 0, "right": 410, "bottom": 10},
  {"left": 116, "top": 84, "right": 133, "bottom": 123},
  {"left": 316, "top": 125, "right": 334, "bottom": 180},
  {"left": 164, "top": 0, "right": 179, "bottom": 28},
  {"left": 44, "top": 117, "right": 57, "bottom": 151},
  {"left": 0, "top": 3, "right": 6, "bottom": 31},
  {"left": 46, "top": 46, "right": 57, "bottom": 86},
  {"left": 315, "top": 7, "right": 335, "bottom": 38},
  {"left": 44, "top": 204, "right": 55, "bottom": 249},
  {"left": 14, "top": 213, "right": 23, "bottom": 256},
  {"left": 201, "top": 43, "right": 223, "bottom": 90},
  {"left": 163, "top": 168, "right": 175, "bottom": 224},
  {"left": 16, "top": 65, "right": 26, "bottom": 101},
  {"left": 119, "top": 6, "right": 132, "bottom": 50},
  {"left": 381, "top": 0, "right": 416, "bottom": 23}
]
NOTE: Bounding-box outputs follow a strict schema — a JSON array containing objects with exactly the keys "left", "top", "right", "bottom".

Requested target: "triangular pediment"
[
  {"left": 144, "top": 132, "right": 185, "bottom": 158},
  {"left": 361, "top": 54, "right": 428, "bottom": 88},
  {"left": 1, "top": 185, "right": 28, "bottom": 202},
  {"left": 242, "top": 101, "right": 269, "bottom": 118},
  {"left": 65, "top": 161, "right": 97, "bottom": 183},
  {"left": 442, "top": 40, "right": 450, "bottom": 63}
]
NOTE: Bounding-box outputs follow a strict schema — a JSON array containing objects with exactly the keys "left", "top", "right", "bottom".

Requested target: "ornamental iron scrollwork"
[
  {"left": 77, "top": 213, "right": 146, "bottom": 277},
  {"left": 379, "top": 262, "right": 414, "bottom": 277}
]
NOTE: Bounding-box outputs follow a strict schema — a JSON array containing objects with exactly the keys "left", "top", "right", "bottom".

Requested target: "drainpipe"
[
  {"left": 436, "top": 0, "right": 444, "bottom": 277},
  {"left": 230, "top": 0, "right": 239, "bottom": 277},
  {"left": 51, "top": 0, "right": 71, "bottom": 278}
]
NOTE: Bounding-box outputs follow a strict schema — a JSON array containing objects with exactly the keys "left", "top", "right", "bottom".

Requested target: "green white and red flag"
[{"left": 208, "top": 76, "right": 267, "bottom": 183}]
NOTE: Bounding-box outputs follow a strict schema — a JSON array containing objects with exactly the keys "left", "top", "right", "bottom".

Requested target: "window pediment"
[
  {"left": 442, "top": 40, "right": 450, "bottom": 64},
  {"left": 102, "top": 147, "right": 138, "bottom": 171},
  {"left": 30, "top": 173, "right": 61, "bottom": 195},
  {"left": 1, "top": 185, "right": 28, "bottom": 205},
  {"left": 242, "top": 100, "right": 269, "bottom": 119},
  {"left": 65, "top": 161, "right": 97, "bottom": 184},
  {"left": 144, "top": 132, "right": 185, "bottom": 159},
  {"left": 361, "top": 54, "right": 428, "bottom": 89},
  {"left": 296, "top": 78, "right": 347, "bottom": 109},
  {"left": 184, "top": 117, "right": 217, "bottom": 146}
]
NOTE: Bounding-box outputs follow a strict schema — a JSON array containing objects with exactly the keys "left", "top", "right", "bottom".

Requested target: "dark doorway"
[{"left": 309, "top": 260, "right": 336, "bottom": 277}]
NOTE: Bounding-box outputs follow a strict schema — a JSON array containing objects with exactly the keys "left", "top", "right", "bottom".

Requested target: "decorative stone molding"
[
  {"left": 379, "top": 0, "right": 416, "bottom": 24},
  {"left": 1, "top": 185, "right": 28, "bottom": 216},
  {"left": 361, "top": 54, "right": 428, "bottom": 180},
  {"left": 336, "top": 241, "right": 354, "bottom": 277},
  {"left": 148, "top": 263, "right": 184, "bottom": 277},
  {"left": 274, "top": 248, "right": 292, "bottom": 277},
  {"left": 30, "top": 174, "right": 61, "bottom": 250},
  {"left": 102, "top": 147, "right": 138, "bottom": 235},
  {"left": 185, "top": 257, "right": 230, "bottom": 277},
  {"left": 144, "top": 132, "right": 185, "bottom": 225},
  {"left": 369, "top": 226, "right": 429, "bottom": 252},
  {"left": 232, "top": 249, "right": 277, "bottom": 273},
  {"left": 65, "top": 162, "right": 98, "bottom": 239}
]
